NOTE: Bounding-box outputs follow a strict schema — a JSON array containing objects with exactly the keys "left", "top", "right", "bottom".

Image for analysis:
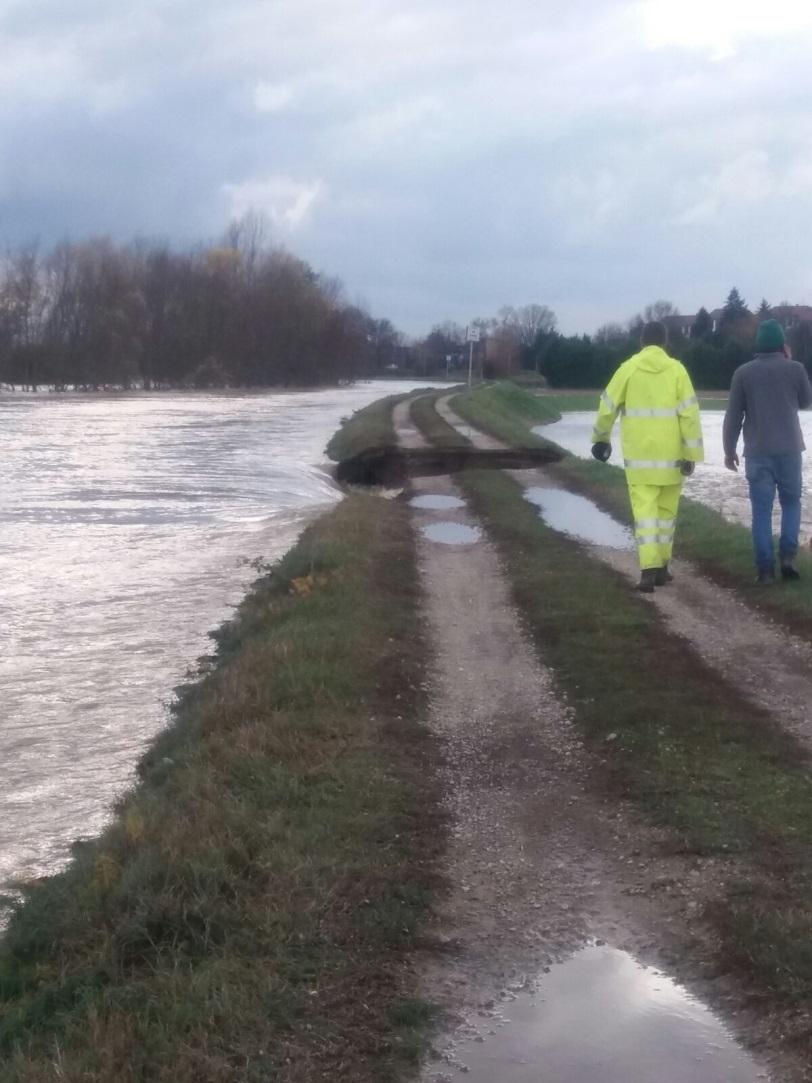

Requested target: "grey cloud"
[{"left": 0, "top": 0, "right": 811, "bottom": 333}]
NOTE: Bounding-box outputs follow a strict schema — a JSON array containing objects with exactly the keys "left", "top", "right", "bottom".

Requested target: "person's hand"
[
  {"left": 591, "top": 442, "right": 611, "bottom": 462},
  {"left": 724, "top": 453, "right": 739, "bottom": 472},
  {"left": 680, "top": 460, "right": 695, "bottom": 477}
]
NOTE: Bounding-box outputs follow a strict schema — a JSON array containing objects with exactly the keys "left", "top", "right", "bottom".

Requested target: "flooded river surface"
[
  {"left": 539, "top": 410, "right": 812, "bottom": 544},
  {"left": 0, "top": 382, "right": 428, "bottom": 897}
]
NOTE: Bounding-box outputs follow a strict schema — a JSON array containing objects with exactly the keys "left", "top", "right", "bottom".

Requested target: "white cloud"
[
  {"left": 222, "top": 175, "right": 326, "bottom": 230},
  {"left": 637, "top": 0, "right": 812, "bottom": 59},
  {"left": 253, "top": 80, "right": 294, "bottom": 113}
]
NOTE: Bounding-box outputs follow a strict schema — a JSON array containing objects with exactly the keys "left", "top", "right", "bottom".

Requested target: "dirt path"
[
  {"left": 438, "top": 395, "right": 812, "bottom": 755},
  {"left": 400, "top": 402, "right": 792, "bottom": 1080}
]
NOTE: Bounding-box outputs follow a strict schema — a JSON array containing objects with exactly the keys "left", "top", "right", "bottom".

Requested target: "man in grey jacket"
[{"left": 723, "top": 319, "right": 812, "bottom": 583}]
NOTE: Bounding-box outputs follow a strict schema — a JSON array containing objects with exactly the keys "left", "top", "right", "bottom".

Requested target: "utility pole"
[{"left": 465, "top": 325, "right": 480, "bottom": 387}]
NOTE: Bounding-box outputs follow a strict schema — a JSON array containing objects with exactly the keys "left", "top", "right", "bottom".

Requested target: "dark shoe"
[
  {"left": 756, "top": 568, "right": 775, "bottom": 585},
  {"left": 654, "top": 564, "right": 673, "bottom": 586},
  {"left": 636, "top": 569, "right": 657, "bottom": 593},
  {"left": 780, "top": 562, "right": 801, "bottom": 580}
]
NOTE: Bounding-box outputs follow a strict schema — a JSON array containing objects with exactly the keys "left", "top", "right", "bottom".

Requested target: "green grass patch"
[
  {"left": 0, "top": 494, "right": 442, "bottom": 1082},
  {"left": 325, "top": 391, "right": 414, "bottom": 462},
  {"left": 449, "top": 382, "right": 559, "bottom": 447},
  {"left": 457, "top": 467, "right": 812, "bottom": 1007}
]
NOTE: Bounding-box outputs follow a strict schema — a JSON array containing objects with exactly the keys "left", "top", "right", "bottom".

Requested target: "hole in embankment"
[
  {"left": 409, "top": 494, "right": 466, "bottom": 510},
  {"left": 429, "top": 944, "right": 765, "bottom": 1082},
  {"left": 420, "top": 522, "right": 481, "bottom": 545},
  {"left": 335, "top": 446, "right": 561, "bottom": 487},
  {"left": 524, "top": 487, "right": 633, "bottom": 550}
]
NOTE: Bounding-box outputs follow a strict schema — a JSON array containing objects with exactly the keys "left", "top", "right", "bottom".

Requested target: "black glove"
[
  {"left": 591, "top": 442, "right": 611, "bottom": 462},
  {"left": 680, "top": 460, "right": 695, "bottom": 477}
]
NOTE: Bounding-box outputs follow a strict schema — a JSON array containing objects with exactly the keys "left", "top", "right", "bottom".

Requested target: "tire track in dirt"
[{"left": 394, "top": 399, "right": 782, "bottom": 1081}]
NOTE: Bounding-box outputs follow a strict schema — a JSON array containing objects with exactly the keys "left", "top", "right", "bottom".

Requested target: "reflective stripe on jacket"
[{"left": 592, "top": 346, "right": 704, "bottom": 485}]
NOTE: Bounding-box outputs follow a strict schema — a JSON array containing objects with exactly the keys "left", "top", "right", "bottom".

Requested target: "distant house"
[
  {"left": 661, "top": 314, "right": 695, "bottom": 338},
  {"left": 767, "top": 304, "right": 812, "bottom": 330},
  {"left": 702, "top": 305, "right": 812, "bottom": 334}
]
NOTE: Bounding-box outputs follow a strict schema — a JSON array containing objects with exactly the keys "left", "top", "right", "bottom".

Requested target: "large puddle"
[
  {"left": 421, "top": 521, "right": 481, "bottom": 545},
  {"left": 410, "top": 494, "right": 467, "bottom": 510},
  {"left": 428, "top": 945, "right": 766, "bottom": 1082},
  {"left": 524, "top": 487, "right": 633, "bottom": 549}
]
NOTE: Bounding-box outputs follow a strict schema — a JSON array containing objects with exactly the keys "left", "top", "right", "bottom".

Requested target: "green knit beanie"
[{"left": 755, "top": 319, "right": 785, "bottom": 351}]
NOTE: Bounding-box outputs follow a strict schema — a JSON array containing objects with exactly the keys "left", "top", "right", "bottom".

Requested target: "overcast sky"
[{"left": 1, "top": 0, "right": 811, "bottom": 335}]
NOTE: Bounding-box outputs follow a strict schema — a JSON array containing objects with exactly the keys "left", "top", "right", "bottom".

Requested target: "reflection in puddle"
[
  {"left": 429, "top": 945, "right": 765, "bottom": 1082},
  {"left": 524, "top": 487, "right": 633, "bottom": 549},
  {"left": 410, "top": 494, "right": 466, "bottom": 510},
  {"left": 421, "top": 521, "right": 481, "bottom": 545}
]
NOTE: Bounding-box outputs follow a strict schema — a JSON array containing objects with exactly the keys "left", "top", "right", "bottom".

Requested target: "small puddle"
[
  {"left": 524, "top": 487, "right": 633, "bottom": 549},
  {"left": 428, "top": 945, "right": 766, "bottom": 1082},
  {"left": 410, "top": 494, "right": 467, "bottom": 510},
  {"left": 421, "top": 521, "right": 481, "bottom": 545}
]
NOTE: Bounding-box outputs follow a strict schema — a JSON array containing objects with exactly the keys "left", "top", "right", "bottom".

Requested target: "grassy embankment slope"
[
  {"left": 0, "top": 399, "right": 441, "bottom": 1082},
  {"left": 412, "top": 387, "right": 812, "bottom": 1039},
  {"left": 450, "top": 382, "right": 812, "bottom": 633}
]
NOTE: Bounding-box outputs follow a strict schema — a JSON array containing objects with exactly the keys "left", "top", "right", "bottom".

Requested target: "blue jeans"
[{"left": 744, "top": 453, "right": 803, "bottom": 571}]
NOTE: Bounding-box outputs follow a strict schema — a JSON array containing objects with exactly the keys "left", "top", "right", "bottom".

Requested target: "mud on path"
[{"left": 398, "top": 398, "right": 803, "bottom": 1080}]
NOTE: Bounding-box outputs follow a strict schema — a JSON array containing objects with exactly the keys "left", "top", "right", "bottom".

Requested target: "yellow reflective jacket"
[{"left": 592, "top": 346, "right": 704, "bottom": 485}]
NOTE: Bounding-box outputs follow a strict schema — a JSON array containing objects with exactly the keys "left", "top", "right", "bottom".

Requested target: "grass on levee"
[
  {"left": 458, "top": 467, "right": 812, "bottom": 1019},
  {"left": 449, "top": 382, "right": 560, "bottom": 447},
  {"left": 0, "top": 493, "right": 442, "bottom": 1083},
  {"left": 325, "top": 390, "right": 414, "bottom": 462}
]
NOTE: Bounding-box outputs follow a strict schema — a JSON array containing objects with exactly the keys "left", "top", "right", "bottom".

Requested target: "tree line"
[
  {"left": 0, "top": 219, "right": 403, "bottom": 391},
  {"left": 410, "top": 291, "right": 812, "bottom": 390}
]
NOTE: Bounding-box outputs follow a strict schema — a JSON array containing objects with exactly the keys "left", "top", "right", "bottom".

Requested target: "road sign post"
[{"left": 465, "top": 326, "right": 480, "bottom": 387}]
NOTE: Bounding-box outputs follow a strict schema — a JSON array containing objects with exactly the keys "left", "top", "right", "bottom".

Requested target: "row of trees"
[
  {"left": 0, "top": 220, "right": 403, "bottom": 390},
  {"left": 412, "top": 291, "right": 812, "bottom": 390}
]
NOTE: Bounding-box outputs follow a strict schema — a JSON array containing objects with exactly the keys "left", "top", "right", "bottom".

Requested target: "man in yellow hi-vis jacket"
[{"left": 591, "top": 321, "right": 703, "bottom": 593}]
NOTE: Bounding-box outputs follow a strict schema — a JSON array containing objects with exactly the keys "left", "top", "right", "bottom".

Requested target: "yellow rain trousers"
[{"left": 592, "top": 345, "right": 703, "bottom": 571}]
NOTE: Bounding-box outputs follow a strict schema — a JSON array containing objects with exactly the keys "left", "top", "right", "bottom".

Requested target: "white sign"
[{"left": 466, "top": 326, "right": 480, "bottom": 342}]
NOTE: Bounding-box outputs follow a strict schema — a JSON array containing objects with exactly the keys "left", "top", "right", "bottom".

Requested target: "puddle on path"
[
  {"left": 421, "top": 521, "right": 481, "bottom": 545},
  {"left": 410, "top": 494, "right": 467, "bottom": 510},
  {"left": 428, "top": 945, "right": 766, "bottom": 1082},
  {"left": 524, "top": 487, "right": 633, "bottom": 550}
]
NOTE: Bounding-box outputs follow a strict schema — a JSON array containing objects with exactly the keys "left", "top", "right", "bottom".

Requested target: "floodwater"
[
  {"left": 421, "top": 521, "right": 481, "bottom": 545},
  {"left": 0, "top": 381, "right": 432, "bottom": 900},
  {"left": 429, "top": 944, "right": 766, "bottom": 1082},
  {"left": 524, "top": 486, "right": 633, "bottom": 549},
  {"left": 409, "top": 494, "right": 467, "bottom": 510},
  {"left": 539, "top": 410, "right": 812, "bottom": 543}
]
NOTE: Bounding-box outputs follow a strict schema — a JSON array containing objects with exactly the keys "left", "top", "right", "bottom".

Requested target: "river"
[{"left": 0, "top": 382, "right": 430, "bottom": 901}]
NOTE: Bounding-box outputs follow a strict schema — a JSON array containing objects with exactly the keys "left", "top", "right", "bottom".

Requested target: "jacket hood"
[{"left": 634, "top": 345, "right": 672, "bottom": 373}]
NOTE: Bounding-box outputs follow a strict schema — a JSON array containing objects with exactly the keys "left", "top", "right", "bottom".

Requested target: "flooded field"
[{"left": 539, "top": 411, "right": 812, "bottom": 543}]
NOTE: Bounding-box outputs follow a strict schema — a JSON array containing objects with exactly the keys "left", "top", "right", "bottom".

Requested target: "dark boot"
[
  {"left": 780, "top": 561, "right": 801, "bottom": 581},
  {"left": 654, "top": 563, "right": 673, "bottom": 586},
  {"left": 756, "top": 567, "right": 775, "bottom": 585},
  {"left": 636, "top": 569, "right": 657, "bottom": 593}
]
